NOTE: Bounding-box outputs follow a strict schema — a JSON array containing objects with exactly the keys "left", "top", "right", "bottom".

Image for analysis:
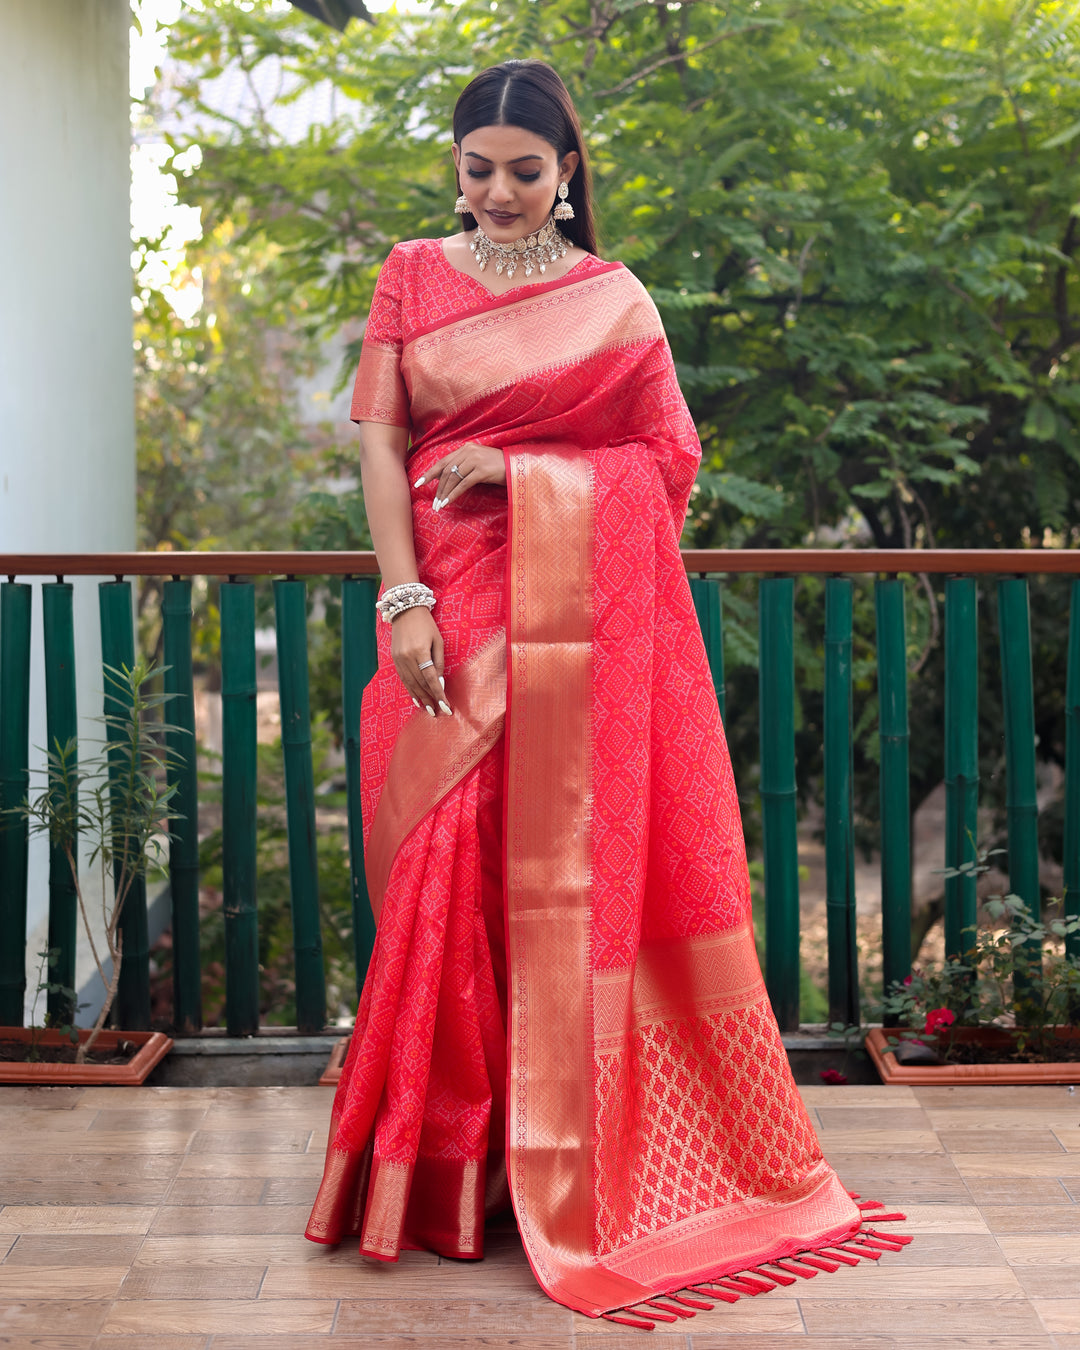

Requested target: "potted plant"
[
  {"left": 866, "top": 888, "right": 1080, "bottom": 1085},
  {"left": 0, "top": 660, "right": 178, "bottom": 1084}
]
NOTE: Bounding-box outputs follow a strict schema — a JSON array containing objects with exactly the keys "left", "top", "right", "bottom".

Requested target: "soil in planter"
[
  {"left": 0, "top": 1038, "right": 141, "bottom": 1067},
  {"left": 941, "top": 1036, "right": 1080, "bottom": 1066}
]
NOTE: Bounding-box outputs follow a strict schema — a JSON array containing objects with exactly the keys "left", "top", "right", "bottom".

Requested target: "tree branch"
[{"left": 596, "top": 23, "right": 776, "bottom": 97}]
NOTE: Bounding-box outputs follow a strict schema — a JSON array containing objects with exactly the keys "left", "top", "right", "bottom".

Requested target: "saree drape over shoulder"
[{"left": 306, "top": 239, "right": 898, "bottom": 1320}]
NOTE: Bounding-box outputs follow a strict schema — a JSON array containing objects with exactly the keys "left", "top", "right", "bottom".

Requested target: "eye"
[
  {"left": 465, "top": 169, "right": 490, "bottom": 179},
  {"left": 517, "top": 172, "right": 541, "bottom": 182}
]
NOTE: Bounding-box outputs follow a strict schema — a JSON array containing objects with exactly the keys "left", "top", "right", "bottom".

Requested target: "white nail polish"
[
  {"left": 411, "top": 697, "right": 420, "bottom": 708},
  {"left": 439, "top": 701, "right": 452, "bottom": 715},
  {"left": 439, "top": 676, "right": 445, "bottom": 689},
  {"left": 414, "top": 476, "right": 426, "bottom": 487},
  {"left": 425, "top": 705, "right": 436, "bottom": 717}
]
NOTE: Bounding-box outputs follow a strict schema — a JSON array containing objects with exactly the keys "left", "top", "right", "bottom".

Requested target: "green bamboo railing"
[
  {"left": 0, "top": 548, "right": 1078, "bottom": 1040},
  {"left": 43, "top": 583, "right": 78, "bottom": 1025},
  {"left": 875, "top": 578, "right": 912, "bottom": 1010},
  {"left": 220, "top": 580, "right": 259, "bottom": 1036},
  {"left": 163, "top": 579, "right": 202, "bottom": 1034},
  {"left": 0, "top": 582, "right": 31, "bottom": 1025}
]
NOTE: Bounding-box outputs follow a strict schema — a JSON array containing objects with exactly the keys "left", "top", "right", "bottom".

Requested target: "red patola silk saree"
[{"left": 306, "top": 239, "right": 906, "bottom": 1323}]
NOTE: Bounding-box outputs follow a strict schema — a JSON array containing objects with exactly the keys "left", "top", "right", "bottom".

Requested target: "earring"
[
  {"left": 454, "top": 193, "right": 470, "bottom": 214},
  {"left": 553, "top": 181, "right": 575, "bottom": 221}
]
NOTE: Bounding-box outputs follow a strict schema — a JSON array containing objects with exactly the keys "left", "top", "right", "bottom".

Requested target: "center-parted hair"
[{"left": 452, "top": 60, "right": 598, "bottom": 256}]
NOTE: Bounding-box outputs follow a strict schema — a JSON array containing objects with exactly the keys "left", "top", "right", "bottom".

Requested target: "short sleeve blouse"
[{"left": 350, "top": 244, "right": 409, "bottom": 429}]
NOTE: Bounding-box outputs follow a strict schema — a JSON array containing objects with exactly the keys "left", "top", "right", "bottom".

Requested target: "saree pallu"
[{"left": 306, "top": 256, "right": 867, "bottom": 1317}]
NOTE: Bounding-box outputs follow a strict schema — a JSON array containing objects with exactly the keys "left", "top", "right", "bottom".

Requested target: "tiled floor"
[{"left": 1, "top": 1082, "right": 1078, "bottom": 1349}]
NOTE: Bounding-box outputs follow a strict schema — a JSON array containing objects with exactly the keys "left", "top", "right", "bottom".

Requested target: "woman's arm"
[{"left": 358, "top": 422, "right": 450, "bottom": 717}]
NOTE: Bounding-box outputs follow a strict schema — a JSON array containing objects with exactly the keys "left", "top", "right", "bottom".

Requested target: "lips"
[{"left": 486, "top": 210, "right": 519, "bottom": 225}]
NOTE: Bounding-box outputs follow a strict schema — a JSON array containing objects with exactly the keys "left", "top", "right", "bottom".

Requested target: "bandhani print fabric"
[{"left": 305, "top": 237, "right": 910, "bottom": 1325}]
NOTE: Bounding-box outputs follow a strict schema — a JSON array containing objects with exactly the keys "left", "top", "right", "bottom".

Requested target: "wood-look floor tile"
[
  {"left": 690, "top": 1340, "right": 1054, "bottom": 1350},
  {"left": 822, "top": 1152, "right": 961, "bottom": 1180},
  {"left": 576, "top": 1336, "right": 686, "bottom": 1350},
  {"left": 820, "top": 1130, "right": 943, "bottom": 1154},
  {"left": 210, "top": 1088, "right": 330, "bottom": 1108},
  {"left": 0, "top": 1153, "right": 179, "bottom": 1182},
  {"left": 963, "top": 1178, "right": 1074, "bottom": 1206},
  {"left": 0, "top": 1178, "right": 172, "bottom": 1206},
  {"left": 940, "top": 1131, "right": 1065, "bottom": 1154},
  {"left": 952, "top": 1153, "right": 1080, "bottom": 1178},
  {"left": 914, "top": 1087, "right": 1078, "bottom": 1108},
  {"left": 1, "top": 1131, "right": 192, "bottom": 1155},
  {"left": 0, "top": 1338, "right": 97, "bottom": 1350},
  {"left": 1063, "top": 1178, "right": 1080, "bottom": 1201},
  {"left": 70, "top": 1086, "right": 216, "bottom": 1109},
  {"left": 177, "top": 1154, "right": 324, "bottom": 1180},
  {"left": 983, "top": 1207, "right": 1080, "bottom": 1234},
  {"left": 199, "top": 1110, "right": 326, "bottom": 1131},
  {"left": 890, "top": 1204, "right": 989, "bottom": 1233},
  {"left": 0, "top": 1300, "right": 110, "bottom": 1334},
  {"left": 188, "top": 1131, "right": 312, "bottom": 1156},
  {"left": 133, "top": 1236, "right": 437, "bottom": 1269},
  {"left": 801, "top": 1297, "right": 1045, "bottom": 1336},
  {"left": 1032, "top": 1299, "right": 1080, "bottom": 1334},
  {"left": 799, "top": 1086, "right": 919, "bottom": 1106},
  {"left": 100, "top": 1299, "right": 336, "bottom": 1335},
  {"left": 118, "top": 1267, "right": 265, "bottom": 1300},
  {"left": 873, "top": 1232, "right": 1006, "bottom": 1266},
  {"left": 0, "top": 1108, "right": 97, "bottom": 1135},
  {"left": 996, "top": 1234, "right": 1080, "bottom": 1264},
  {"left": 924, "top": 1109, "right": 1080, "bottom": 1132},
  {"left": 0, "top": 1265, "right": 127, "bottom": 1299},
  {"left": 791, "top": 1266, "right": 1024, "bottom": 1299},
  {"left": 0, "top": 1206, "right": 156, "bottom": 1235},
  {"left": 1053, "top": 1129, "right": 1080, "bottom": 1152},
  {"left": 260, "top": 1263, "right": 539, "bottom": 1301},
  {"left": 260, "top": 1179, "right": 317, "bottom": 1206},
  {"left": 1011, "top": 1266, "right": 1080, "bottom": 1298},
  {"left": 1050, "top": 1338, "right": 1080, "bottom": 1350},
  {"left": 166, "top": 1180, "right": 266, "bottom": 1207},
  {"left": 149, "top": 1205, "right": 313, "bottom": 1236},
  {"left": 212, "top": 1340, "right": 577, "bottom": 1350},
  {"left": 87, "top": 1108, "right": 207, "bottom": 1133},
  {"left": 333, "top": 1297, "right": 576, "bottom": 1336},
  {"left": 95, "top": 1338, "right": 210, "bottom": 1350},
  {"left": 2, "top": 1235, "right": 142, "bottom": 1266},
  {"left": 814, "top": 1107, "right": 931, "bottom": 1131},
  {"left": 0, "top": 1086, "right": 84, "bottom": 1108}
]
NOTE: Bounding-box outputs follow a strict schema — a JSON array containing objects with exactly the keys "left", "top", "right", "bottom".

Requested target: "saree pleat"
[{"left": 307, "top": 240, "right": 886, "bottom": 1316}]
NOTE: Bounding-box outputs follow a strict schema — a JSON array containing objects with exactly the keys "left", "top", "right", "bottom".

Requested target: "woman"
[{"left": 306, "top": 59, "right": 906, "bottom": 1327}]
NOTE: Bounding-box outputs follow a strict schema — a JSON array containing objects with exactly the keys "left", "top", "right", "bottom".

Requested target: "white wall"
[{"left": 0, "top": 0, "right": 135, "bottom": 1021}]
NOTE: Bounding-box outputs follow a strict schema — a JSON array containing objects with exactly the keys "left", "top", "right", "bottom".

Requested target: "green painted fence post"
[
  {"left": 220, "top": 581, "right": 259, "bottom": 1036},
  {"left": 162, "top": 579, "right": 201, "bottom": 1034},
  {"left": 944, "top": 577, "right": 979, "bottom": 964},
  {"left": 824, "top": 577, "right": 858, "bottom": 1027},
  {"left": 99, "top": 581, "right": 151, "bottom": 1030},
  {"left": 1066, "top": 579, "right": 1080, "bottom": 975},
  {"left": 759, "top": 576, "right": 800, "bottom": 1031},
  {"left": 875, "top": 577, "right": 912, "bottom": 1007},
  {"left": 998, "top": 576, "right": 1043, "bottom": 1020},
  {"left": 342, "top": 576, "right": 379, "bottom": 998},
  {"left": 274, "top": 579, "right": 326, "bottom": 1034},
  {"left": 43, "top": 583, "right": 79, "bottom": 1026},
  {"left": 0, "top": 581, "right": 32, "bottom": 1025},
  {"left": 690, "top": 575, "right": 726, "bottom": 722}
]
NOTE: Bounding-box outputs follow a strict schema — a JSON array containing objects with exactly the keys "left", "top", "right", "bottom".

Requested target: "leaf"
[
  {"left": 695, "top": 471, "right": 786, "bottom": 518},
  {"left": 1039, "top": 118, "right": 1080, "bottom": 150},
  {"left": 1022, "top": 399, "right": 1058, "bottom": 442}
]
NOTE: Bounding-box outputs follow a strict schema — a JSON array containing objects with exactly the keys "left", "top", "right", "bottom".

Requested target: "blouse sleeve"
[{"left": 350, "top": 245, "right": 410, "bottom": 429}]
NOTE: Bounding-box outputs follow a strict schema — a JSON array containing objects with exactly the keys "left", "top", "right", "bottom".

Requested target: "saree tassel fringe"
[{"left": 598, "top": 1205, "right": 912, "bottom": 1331}]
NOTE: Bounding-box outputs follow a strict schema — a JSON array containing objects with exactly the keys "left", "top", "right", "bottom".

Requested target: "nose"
[{"left": 488, "top": 171, "right": 515, "bottom": 204}]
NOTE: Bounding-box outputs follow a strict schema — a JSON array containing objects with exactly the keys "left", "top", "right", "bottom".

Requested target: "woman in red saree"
[{"left": 306, "top": 59, "right": 907, "bottom": 1327}]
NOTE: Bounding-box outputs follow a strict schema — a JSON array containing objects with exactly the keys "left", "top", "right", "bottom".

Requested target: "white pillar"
[{"left": 0, "top": 0, "right": 134, "bottom": 1021}]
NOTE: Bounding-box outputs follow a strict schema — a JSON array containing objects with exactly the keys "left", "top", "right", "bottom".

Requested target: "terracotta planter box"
[
  {"left": 318, "top": 1036, "right": 349, "bottom": 1087},
  {"left": 866, "top": 1025, "right": 1080, "bottom": 1085},
  {"left": 0, "top": 1028, "right": 173, "bottom": 1085}
]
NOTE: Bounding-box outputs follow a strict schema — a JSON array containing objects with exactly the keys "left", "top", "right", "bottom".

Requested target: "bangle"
[{"left": 376, "top": 581, "right": 436, "bottom": 624}]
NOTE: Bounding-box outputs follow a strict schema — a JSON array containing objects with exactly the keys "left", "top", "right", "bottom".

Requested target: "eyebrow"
[{"left": 464, "top": 151, "right": 545, "bottom": 164}]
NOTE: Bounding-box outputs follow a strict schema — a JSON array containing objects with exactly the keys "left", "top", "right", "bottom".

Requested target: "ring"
[
  {"left": 417, "top": 660, "right": 435, "bottom": 671},
  {"left": 450, "top": 465, "right": 463, "bottom": 478}
]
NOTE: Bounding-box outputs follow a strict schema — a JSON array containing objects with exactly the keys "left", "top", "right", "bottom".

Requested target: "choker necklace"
[{"left": 470, "top": 215, "right": 570, "bottom": 280}]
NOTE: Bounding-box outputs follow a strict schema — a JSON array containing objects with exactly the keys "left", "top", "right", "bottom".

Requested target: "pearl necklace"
[{"left": 469, "top": 215, "right": 570, "bottom": 280}]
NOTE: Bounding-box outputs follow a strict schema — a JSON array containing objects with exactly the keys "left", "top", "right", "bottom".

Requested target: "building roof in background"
[{"left": 287, "top": 0, "right": 373, "bottom": 29}]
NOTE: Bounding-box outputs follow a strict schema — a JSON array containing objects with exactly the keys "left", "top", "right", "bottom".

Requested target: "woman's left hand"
[{"left": 415, "top": 442, "right": 506, "bottom": 513}]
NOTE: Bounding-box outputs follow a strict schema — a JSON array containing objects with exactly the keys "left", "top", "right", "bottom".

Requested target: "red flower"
[
  {"left": 820, "top": 1068, "right": 849, "bottom": 1085},
  {"left": 924, "top": 1007, "right": 956, "bottom": 1036},
  {"left": 903, "top": 975, "right": 913, "bottom": 986}
]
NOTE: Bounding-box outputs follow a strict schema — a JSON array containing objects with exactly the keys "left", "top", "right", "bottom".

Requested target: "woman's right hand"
[{"left": 391, "top": 606, "right": 452, "bottom": 717}]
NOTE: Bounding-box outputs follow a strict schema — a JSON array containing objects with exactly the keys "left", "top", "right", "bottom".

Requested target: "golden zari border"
[
  {"left": 504, "top": 448, "right": 647, "bottom": 1317},
  {"left": 592, "top": 920, "right": 766, "bottom": 1055},
  {"left": 364, "top": 634, "right": 506, "bottom": 921},
  {"left": 404, "top": 269, "right": 661, "bottom": 426},
  {"left": 351, "top": 339, "right": 410, "bottom": 427}
]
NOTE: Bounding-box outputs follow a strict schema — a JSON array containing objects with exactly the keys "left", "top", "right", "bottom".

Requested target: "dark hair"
[{"left": 452, "top": 60, "right": 598, "bottom": 256}]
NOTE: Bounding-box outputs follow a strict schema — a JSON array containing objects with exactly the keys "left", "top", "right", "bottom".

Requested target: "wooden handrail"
[{"left": 2, "top": 548, "right": 1080, "bottom": 578}]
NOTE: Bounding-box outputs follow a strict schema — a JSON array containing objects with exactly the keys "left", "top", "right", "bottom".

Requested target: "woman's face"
[{"left": 452, "top": 124, "right": 578, "bottom": 241}]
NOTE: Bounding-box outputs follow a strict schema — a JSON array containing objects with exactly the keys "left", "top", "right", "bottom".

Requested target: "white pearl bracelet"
[{"left": 376, "top": 582, "right": 437, "bottom": 624}]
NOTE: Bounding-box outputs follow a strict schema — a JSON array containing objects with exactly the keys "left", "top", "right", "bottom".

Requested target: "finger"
[
  {"left": 420, "top": 635, "right": 450, "bottom": 714},
  {"left": 395, "top": 663, "right": 433, "bottom": 715},
  {"left": 434, "top": 465, "right": 475, "bottom": 512},
  {"left": 412, "top": 454, "right": 448, "bottom": 490}
]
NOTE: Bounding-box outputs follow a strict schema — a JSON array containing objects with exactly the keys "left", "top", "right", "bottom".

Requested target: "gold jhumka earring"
[
  {"left": 454, "top": 193, "right": 470, "bottom": 214},
  {"left": 552, "top": 181, "right": 575, "bottom": 221}
]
